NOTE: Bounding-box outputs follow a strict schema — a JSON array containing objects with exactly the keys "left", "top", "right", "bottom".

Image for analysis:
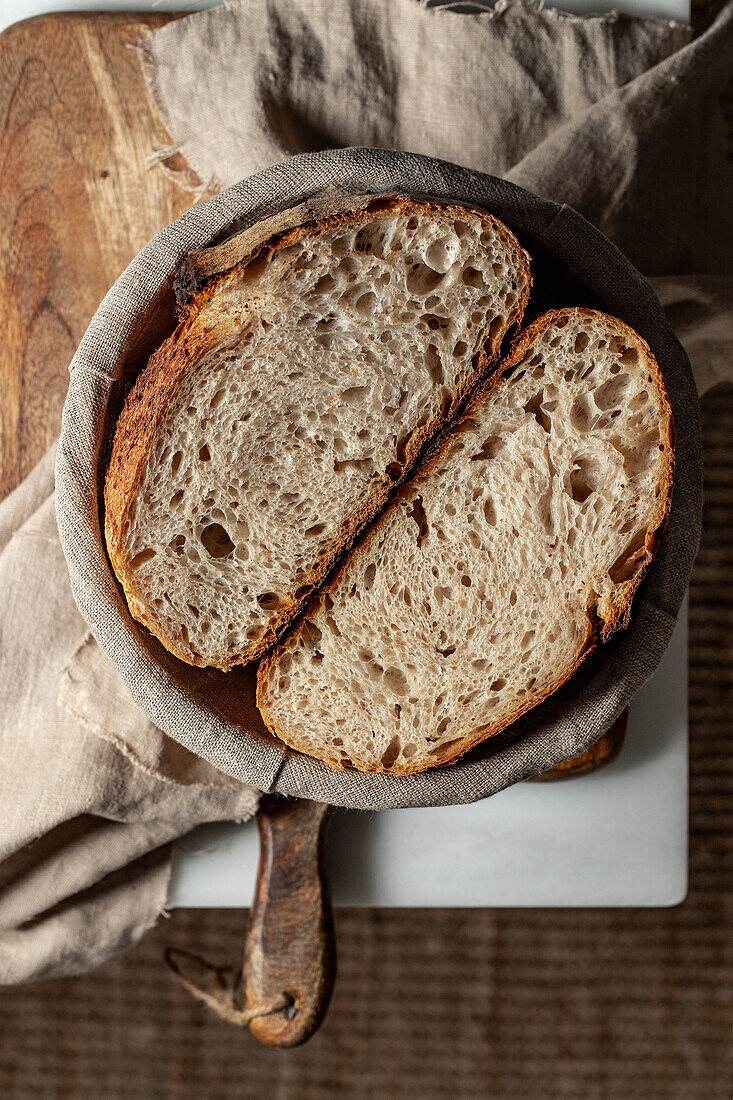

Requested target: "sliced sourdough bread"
[
  {"left": 105, "top": 197, "right": 531, "bottom": 668},
  {"left": 257, "top": 309, "right": 674, "bottom": 776}
]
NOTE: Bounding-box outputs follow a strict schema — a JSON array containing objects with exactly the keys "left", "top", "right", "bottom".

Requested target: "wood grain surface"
[
  {"left": 0, "top": 12, "right": 184, "bottom": 501},
  {"left": 0, "top": 11, "right": 623, "bottom": 777},
  {"left": 245, "top": 796, "right": 336, "bottom": 1047}
]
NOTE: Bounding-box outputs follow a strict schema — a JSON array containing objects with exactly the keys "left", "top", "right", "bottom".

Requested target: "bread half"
[
  {"left": 257, "top": 309, "right": 674, "bottom": 775},
  {"left": 105, "top": 197, "right": 531, "bottom": 668}
]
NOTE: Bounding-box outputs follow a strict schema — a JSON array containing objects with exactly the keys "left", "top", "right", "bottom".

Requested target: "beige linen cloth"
[{"left": 1, "top": 0, "right": 731, "bottom": 984}]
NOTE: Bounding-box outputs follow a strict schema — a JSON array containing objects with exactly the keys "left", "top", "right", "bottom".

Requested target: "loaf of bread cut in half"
[
  {"left": 105, "top": 197, "right": 531, "bottom": 668},
  {"left": 258, "top": 309, "right": 674, "bottom": 775}
]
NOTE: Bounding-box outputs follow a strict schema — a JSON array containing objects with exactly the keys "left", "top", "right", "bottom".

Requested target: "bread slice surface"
[
  {"left": 257, "top": 308, "right": 674, "bottom": 775},
  {"left": 105, "top": 197, "right": 531, "bottom": 668}
]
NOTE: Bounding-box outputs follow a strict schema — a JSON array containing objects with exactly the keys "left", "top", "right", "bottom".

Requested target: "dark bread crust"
[
  {"left": 257, "top": 308, "right": 675, "bottom": 776},
  {"left": 104, "top": 195, "right": 532, "bottom": 669}
]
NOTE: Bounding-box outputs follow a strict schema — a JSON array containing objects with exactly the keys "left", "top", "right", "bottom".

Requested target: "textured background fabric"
[{"left": 1, "top": 381, "right": 731, "bottom": 1097}]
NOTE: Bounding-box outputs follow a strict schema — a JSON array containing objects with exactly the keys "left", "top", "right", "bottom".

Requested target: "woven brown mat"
[{"left": 1, "top": 384, "right": 731, "bottom": 1098}]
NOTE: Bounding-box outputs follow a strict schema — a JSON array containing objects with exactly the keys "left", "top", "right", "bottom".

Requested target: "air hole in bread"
[
  {"left": 313, "top": 272, "right": 337, "bottom": 295},
  {"left": 594, "top": 373, "right": 630, "bottom": 411},
  {"left": 393, "top": 430, "right": 411, "bottom": 465},
  {"left": 353, "top": 226, "right": 374, "bottom": 253},
  {"left": 611, "top": 432, "right": 659, "bottom": 478},
  {"left": 425, "top": 344, "right": 444, "bottom": 385},
  {"left": 525, "top": 392, "right": 552, "bottom": 434},
  {"left": 439, "top": 388, "right": 454, "bottom": 418},
  {"left": 325, "top": 615, "right": 341, "bottom": 637},
  {"left": 383, "top": 666, "right": 409, "bottom": 696},
  {"left": 170, "top": 490, "right": 184, "bottom": 507},
  {"left": 609, "top": 531, "right": 649, "bottom": 583},
  {"left": 381, "top": 736, "right": 402, "bottom": 768},
  {"left": 199, "top": 523, "right": 234, "bottom": 559},
  {"left": 198, "top": 443, "right": 211, "bottom": 462},
  {"left": 334, "top": 457, "right": 375, "bottom": 475},
  {"left": 461, "top": 266, "right": 485, "bottom": 290},
  {"left": 355, "top": 290, "right": 377, "bottom": 315},
  {"left": 427, "top": 235, "right": 459, "bottom": 272},
  {"left": 407, "top": 495, "right": 429, "bottom": 547},
  {"left": 304, "top": 522, "right": 327, "bottom": 539},
  {"left": 301, "top": 620, "right": 322, "bottom": 650},
  {"left": 407, "top": 262, "right": 444, "bottom": 296},
  {"left": 257, "top": 592, "right": 282, "bottom": 611},
  {"left": 567, "top": 456, "right": 601, "bottom": 504},
  {"left": 340, "top": 384, "right": 369, "bottom": 406},
  {"left": 130, "top": 548, "right": 156, "bottom": 570},
  {"left": 570, "top": 393, "right": 595, "bottom": 432},
  {"left": 471, "top": 436, "right": 503, "bottom": 463},
  {"left": 486, "top": 315, "right": 502, "bottom": 342},
  {"left": 422, "top": 313, "right": 449, "bottom": 332},
  {"left": 436, "top": 716, "right": 452, "bottom": 737}
]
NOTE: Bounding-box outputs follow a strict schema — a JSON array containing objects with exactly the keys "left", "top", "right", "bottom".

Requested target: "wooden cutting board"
[
  {"left": 0, "top": 10, "right": 624, "bottom": 774},
  {"left": 0, "top": 12, "right": 184, "bottom": 501}
]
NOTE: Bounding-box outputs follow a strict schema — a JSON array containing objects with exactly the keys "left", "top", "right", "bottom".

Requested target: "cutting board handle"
[
  {"left": 165, "top": 795, "right": 335, "bottom": 1046},
  {"left": 243, "top": 794, "right": 336, "bottom": 1047}
]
